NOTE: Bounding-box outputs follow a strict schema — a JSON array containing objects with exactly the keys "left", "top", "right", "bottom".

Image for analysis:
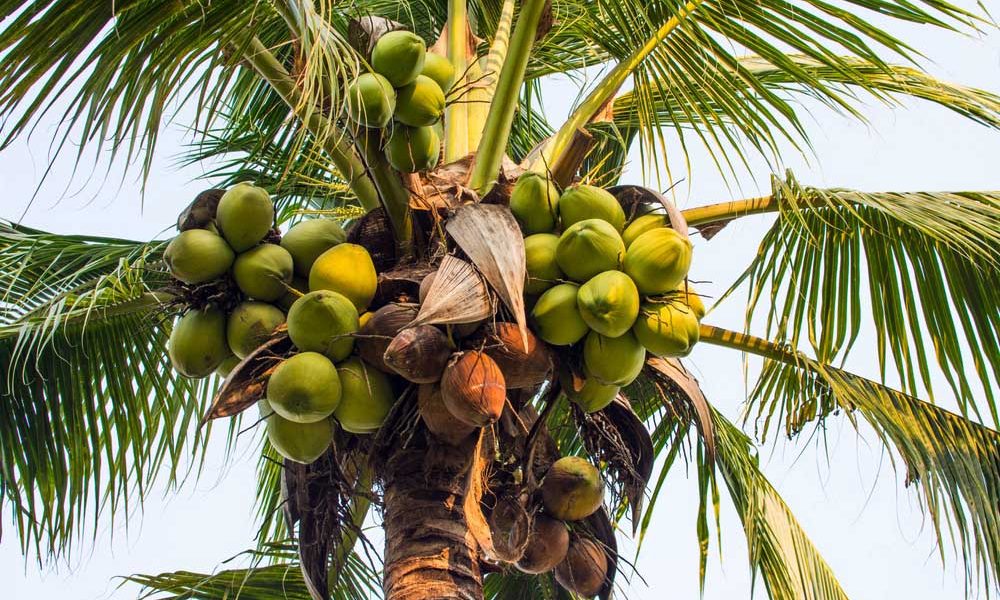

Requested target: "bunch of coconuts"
[
  {"left": 511, "top": 173, "right": 705, "bottom": 414},
  {"left": 345, "top": 29, "right": 454, "bottom": 173}
]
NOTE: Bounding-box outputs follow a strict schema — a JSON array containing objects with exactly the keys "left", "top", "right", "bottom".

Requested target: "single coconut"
[
  {"left": 233, "top": 243, "right": 294, "bottom": 302},
  {"left": 359, "top": 311, "right": 375, "bottom": 328},
  {"left": 164, "top": 229, "right": 235, "bottom": 284},
  {"left": 558, "top": 184, "right": 626, "bottom": 232},
  {"left": 524, "top": 233, "right": 563, "bottom": 295},
  {"left": 280, "top": 218, "right": 347, "bottom": 277},
  {"left": 554, "top": 536, "right": 609, "bottom": 598},
  {"left": 530, "top": 283, "right": 589, "bottom": 346},
  {"left": 417, "top": 383, "right": 476, "bottom": 445},
  {"left": 440, "top": 351, "right": 506, "bottom": 427},
  {"left": 541, "top": 456, "right": 604, "bottom": 521},
  {"left": 383, "top": 325, "right": 451, "bottom": 383},
  {"left": 226, "top": 301, "right": 286, "bottom": 359},
  {"left": 680, "top": 284, "right": 706, "bottom": 319},
  {"left": 216, "top": 182, "right": 274, "bottom": 252},
  {"left": 576, "top": 270, "right": 639, "bottom": 337},
  {"left": 418, "top": 272, "right": 436, "bottom": 304},
  {"left": 555, "top": 219, "right": 625, "bottom": 282},
  {"left": 266, "top": 351, "right": 342, "bottom": 423},
  {"left": 345, "top": 72, "right": 396, "bottom": 128},
  {"left": 309, "top": 243, "right": 378, "bottom": 311},
  {"left": 622, "top": 212, "right": 668, "bottom": 247},
  {"left": 481, "top": 322, "right": 552, "bottom": 389},
  {"left": 510, "top": 172, "right": 560, "bottom": 234},
  {"left": 371, "top": 30, "right": 426, "bottom": 87},
  {"left": 516, "top": 516, "right": 570, "bottom": 574},
  {"left": 264, "top": 404, "right": 334, "bottom": 464},
  {"left": 394, "top": 75, "right": 446, "bottom": 127},
  {"left": 357, "top": 303, "right": 420, "bottom": 372},
  {"left": 420, "top": 52, "right": 456, "bottom": 93},
  {"left": 583, "top": 330, "right": 645, "bottom": 386},
  {"left": 385, "top": 125, "right": 440, "bottom": 172},
  {"left": 632, "top": 301, "right": 700, "bottom": 357},
  {"left": 623, "top": 228, "right": 692, "bottom": 295},
  {"left": 215, "top": 354, "right": 240, "bottom": 379},
  {"left": 563, "top": 373, "right": 619, "bottom": 414},
  {"left": 168, "top": 306, "right": 230, "bottom": 378},
  {"left": 334, "top": 357, "right": 396, "bottom": 434},
  {"left": 286, "top": 290, "right": 359, "bottom": 362},
  {"left": 277, "top": 276, "right": 309, "bottom": 311}
]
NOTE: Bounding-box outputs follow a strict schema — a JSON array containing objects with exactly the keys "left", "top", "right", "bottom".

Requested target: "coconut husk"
[
  {"left": 410, "top": 255, "right": 492, "bottom": 327},
  {"left": 445, "top": 203, "right": 528, "bottom": 350},
  {"left": 346, "top": 206, "right": 396, "bottom": 272},
  {"left": 475, "top": 322, "right": 552, "bottom": 389},
  {"left": 417, "top": 383, "right": 476, "bottom": 446},
  {"left": 554, "top": 534, "right": 610, "bottom": 598},
  {"left": 357, "top": 303, "right": 420, "bottom": 373},
  {"left": 383, "top": 325, "right": 452, "bottom": 384},
  {"left": 644, "top": 356, "right": 715, "bottom": 464},
  {"left": 202, "top": 329, "right": 292, "bottom": 423},
  {"left": 412, "top": 154, "right": 479, "bottom": 211},
  {"left": 487, "top": 496, "right": 531, "bottom": 563},
  {"left": 608, "top": 184, "right": 690, "bottom": 241},
  {"left": 374, "top": 263, "right": 434, "bottom": 307},
  {"left": 176, "top": 188, "right": 224, "bottom": 231},
  {"left": 347, "top": 15, "right": 405, "bottom": 58}
]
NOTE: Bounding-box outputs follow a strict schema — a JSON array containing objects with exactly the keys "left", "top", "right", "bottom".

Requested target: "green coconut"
[
  {"left": 622, "top": 213, "right": 669, "bottom": 247},
  {"left": 524, "top": 233, "right": 563, "bottom": 295},
  {"left": 371, "top": 30, "right": 426, "bottom": 87},
  {"left": 555, "top": 219, "right": 625, "bottom": 282},
  {"left": 263, "top": 401, "right": 334, "bottom": 464},
  {"left": 281, "top": 218, "right": 347, "bottom": 277},
  {"left": 530, "top": 283, "right": 589, "bottom": 346},
  {"left": 267, "top": 351, "right": 342, "bottom": 423},
  {"left": 623, "top": 228, "right": 693, "bottom": 295},
  {"left": 541, "top": 456, "right": 604, "bottom": 521},
  {"left": 164, "top": 229, "right": 235, "bottom": 284},
  {"left": 216, "top": 182, "right": 274, "bottom": 252},
  {"left": 168, "top": 307, "right": 230, "bottom": 378},
  {"left": 345, "top": 72, "right": 396, "bottom": 128},
  {"left": 215, "top": 354, "right": 240, "bottom": 379},
  {"left": 420, "top": 52, "right": 456, "bottom": 93},
  {"left": 287, "top": 290, "right": 359, "bottom": 362},
  {"left": 335, "top": 357, "right": 396, "bottom": 434},
  {"left": 558, "top": 185, "right": 626, "bottom": 232},
  {"left": 309, "top": 243, "right": 378, "bottom": 311},
  {"left": 510, "top": 173, "right": 560, "bottom": 234},
  {"left": 632, "top": 300, "right": 701, "bottom": 357},
  {"left": 226, "top": 302, "right": 286, "bottom": 359},
  {"left": 385, "top": 125, "right": 440, "bottom": 172},
  {"left": 566, "top": 376, "right": 619, "bottom": 414},
  {"left": 233, "top": 243, "right": 294, "bottom": 302},
  {"left": 583, "top": 330, "right": 645, "bottom": 386},
  {"left": 576, "top": 270, "right": 639, "bottom": 337},
  {"left": 394, "top": 75, "right": 446, "bottom": 127},
  {"left": 680, "top": 284, "right": 707, "bottom": 319}
]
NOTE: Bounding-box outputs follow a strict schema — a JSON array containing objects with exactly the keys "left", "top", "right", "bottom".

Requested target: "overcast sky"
[{"left": 4, "top": 10, "right": 1000, "bottom": 600}]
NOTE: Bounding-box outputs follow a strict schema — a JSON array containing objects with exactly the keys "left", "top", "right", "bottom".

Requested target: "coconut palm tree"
[{"left": 2, "top": 1, "right": 999, "bottom": 599}]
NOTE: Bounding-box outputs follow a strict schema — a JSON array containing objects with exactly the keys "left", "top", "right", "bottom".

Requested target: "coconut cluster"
[
  {"left": 345, "top": 30, "right": 454, "bottom": 173},
  {"left": 511, "top": 175, "right": 705, "bottom": 413}
]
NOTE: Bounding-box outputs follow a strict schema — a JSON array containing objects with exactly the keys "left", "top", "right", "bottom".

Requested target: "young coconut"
[
  {"left": 215, "top": 354, "right": 240, "bottom": 379},
  {"left": 357, "top": 303, "right": 420, "bottom": 372},
  {"left": 510, "top": 172, "right": 560, "bottom": 234},
  {"left": 623, "top": 227, "right": 693, "bottom": 295},
  {"left": 287, "top": 290, "right": 359, "bottom": 362},
  {"left": 583, "top": 330, "right": 646, "bottom": 386},
  {"left": 261, "top": 399, "right": 334, "bottom": 465},
  {"left": 168, "top": 306, "right": 231, "bottom": 378},
  {"left": 385, "top": 125, "right": 440, "bottom": 172},
  {"left": 371, "top": 30, "right": 426, "bottom": 87},
  {"left": 555, "top": 219, "right": 625, "bottom": 282},
  {"left": 576, "top": 270, "right": 640, "bottom": 337},
  {"left": 233, "top": 243, "right": 294, "bottom": 302},
  {"left": 266, "top": 351, "right": 342, "bottom": 423},
  {"left": 345, "top": 72, "right": 396, "bottom": 128},
  {"left": 420, "top": 52, "right": 456, "bottom": 93},
  {"left": 481, "top": 322, "right": 552, "bottom": 389},
  {"left": 280, "top": 218, "right": 346, "bottom": 277},
  {"left": 554, "top": 536, "right": 609, "bottom": 598},
  {"left": 394, "top": 75, "right": 446, "bottom": 127},
  {"left": 383, "top": 325, "right": 452, "bottom": 383},
  {"left": 564, "top": 375, "right": 619, "bottom": 414},
  {"left": 417, "top": 383, "right": 476, "bottom": 445},
  {"left": 530, "top": 283, "right": 589, "bottom": 346},
  {"left": 516, "top": 515, "right": 570, "bottom": 574},
  {"left": 541, "top": 456, "right": 604, "bottom": 521},
  {"left": 558, "top": 184, "right": 626, "bottom": 232},
  {"left": 309, "top": 243, "right": 377, "bottom": 311},
  {"left": 334, "top": 357, "right": 395, "bottom": 434},
  {"left": 524, "top": 233, "right": 563, "bottom": 295},
  {"left": 226, "top": 301, "right": 286, "bottom": 359},
  {"left": 164, "top": 229, "right": 234, "bottom": 284},
  {"left": 440, "top": 351, "right": 507, "bottom": 427},
  {"left": 622, "top": 212, "right": 669, "bottom": 247},
  {"left": 215, "top": 182, "right": 274, "bottom": 252},
  {"left": 632, "top": 300, "right": 701, "bottom": 357}
]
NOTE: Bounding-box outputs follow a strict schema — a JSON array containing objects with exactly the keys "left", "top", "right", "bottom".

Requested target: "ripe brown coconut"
[
  {"left": 356, "top": 303, "right": 420, "bottom": 373},
  {"left": 541, "top": 456, "right": 604, "bottom": 521},
  {"left": 554, "top": 535, "right": 609, "bottom": 598},
  {"left": 516, "top": 515, "right": 570, "bottom": 574},
  {"left": 440, "top": 350, "right": 507, "bottom": 427},
  {"left": 417, "top": 384, "right": 476, "bottom": 445},
  {"left": 488, "top": 496, "right": 531, "bottom": 563},
  {"left": 383, "top": 325, "right": 452, "bottom": 383},
  {"left": 479, "top": 322, "right": 552, "bottom": 389}
]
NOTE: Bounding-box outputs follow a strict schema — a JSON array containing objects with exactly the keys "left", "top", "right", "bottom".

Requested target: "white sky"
[{"left": 4, "top": 11, "right": 1000, "bottom": 600}]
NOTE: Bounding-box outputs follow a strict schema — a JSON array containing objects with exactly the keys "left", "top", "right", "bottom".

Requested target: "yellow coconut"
[
  {"left": 632, "top": 300, "right": 700, "bottom": 357},
  {"left": 622, "top": 213, "right": 669, "bottom": 247},
  {"left": 371, "top": 30, "right": 426, "bottom": 87},
  {"left": 420, "top": 52, "right": 456, "bottom": 93},
  {"left": 680, "top": 284, "right": 706, "bottom": 319},
  {"left": 558, "top": 184, "right": 626, "bottom": 232},
  {"left": 576, "top": 270, "right": 639, "bottom": 337},
  {"left": 226, "top": 301, "right": 286, "bottom": 359},
  {"left": 345, "top": 72, "right": 396, "bottom": 128},
  {"left": 266, "top": 351, "right": 342, "bottom": 423},
  {"left": 530, "top": 283, "right": 589, "bottom": 346},
  {"left": 280, "top": 218, "right": 347, "bottom": 277},
  {"left": 287, "top": 290, "right": 359, "bottom": 362},
  {"left": 510, "top": 173, "right": 560, "bottom": 234},
  {"left": 394, "top": 75, "right": 446, "bottom": 127},
  {"left": 555, "top": 219, "right": 625, "bottom": 282},
  {"left": 216, "top": 182, "right": 274, "bottom": 252},
  {"left": 168, "top": 307, "right": 231, "bottom": 378},
  {"left": 262, "top": 399, "right": 334, "bottom": 465},
  {"left": 541, "top": 456, "right": 604, "bottom": 521},
  {"left": 524, "top": 233, "right": 563, "bottom": 295},
  {"left": 233, "top": 243, "right": 294, "bottom": 302},
  {"left": 623, "top": 228, "right": 692, "bottom": 295},
  {"left": 164, "top": 229, "right": 234, "bottom": 285},
  {"left": 334, "top": 357, "right": 396, "bottom": 434},
  {"left": 309, "top": 243, "right": 378, "bottom": 311},
  {"left": 385, "top": 125, "right": 440, "bottom": 172},
  {"left": 583, "top": 330, "right": 645, "bottom": 386}
]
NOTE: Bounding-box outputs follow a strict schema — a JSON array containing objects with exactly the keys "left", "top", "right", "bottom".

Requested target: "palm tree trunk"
[{"left": 382, "top": 441, "right": 483, "bottom": 600}]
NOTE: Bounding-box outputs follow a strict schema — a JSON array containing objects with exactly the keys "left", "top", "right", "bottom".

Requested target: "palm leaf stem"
[
  {"left": 682, "top": 196, "right": 778, "bottom": 226},
  {"left": 0, "top": 291, "right": 173, "bottom": 342},
  {"left": 699, "top": 324, "right": 796, "bottom": 362},
  {"left": 444, "top": 0, "right": 471, "bottom": 162},
  {"left": 356, "top": 130, "right": 413, "bottom": 250}
]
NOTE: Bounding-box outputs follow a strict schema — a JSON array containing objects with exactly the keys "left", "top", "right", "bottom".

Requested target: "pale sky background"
[{"left": 3, "top": 8, "right": 1000, "bottom": 600}]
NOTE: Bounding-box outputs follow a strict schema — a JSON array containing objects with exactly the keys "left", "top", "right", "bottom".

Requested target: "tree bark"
[{"left": 382, "top": 438, "right": 483, "bottom": 600}]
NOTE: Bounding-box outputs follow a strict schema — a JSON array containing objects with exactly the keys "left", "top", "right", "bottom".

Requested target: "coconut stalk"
[
  {"left": 357, "top": 130, "right": 414, "bottom": 251},
  {"left": 466, "top": 0, "right": 517, "bottom": 151},
  {"left": 444, "top": 0, "right": 471, "bottom": 162}
]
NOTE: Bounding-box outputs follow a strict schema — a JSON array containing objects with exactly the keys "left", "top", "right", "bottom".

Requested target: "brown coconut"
[
  {"left": 417, "top": 383, "right": 476, "bottom": 445},
  {"left": 383, "top": 325, "right": 452, "bottom": 383},
  {"left": 440, "top": 350, "right": 507, "bottom": 427},
  {"left": 488, "top": 496, "right": 531, "bottom": 563},
  {"left": 540, "top": 456, "right": 604, "bottom": 521},
  {"left": 480, "top": 322, "right": 552, "bottom": 389},
  {"left": 356, "top": 303, "right": 420, "bottom": 373},
  {"left": 516, "top": 515, "right": 570, "bottom": 574},
  {"left": 554, "top": 536, "right": 608, "bottom": 598}
]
